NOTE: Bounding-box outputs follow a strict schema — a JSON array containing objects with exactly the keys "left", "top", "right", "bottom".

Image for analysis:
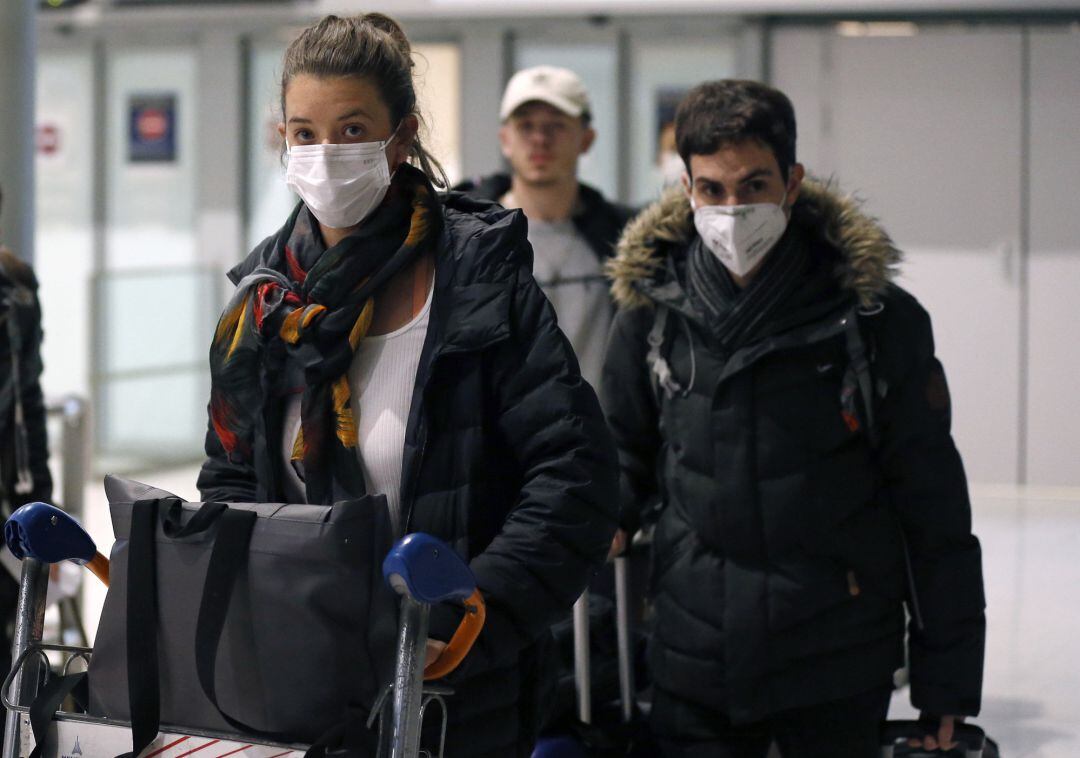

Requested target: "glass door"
[{"left": 97, "top": 44, "right": 216, "bottom": 468}]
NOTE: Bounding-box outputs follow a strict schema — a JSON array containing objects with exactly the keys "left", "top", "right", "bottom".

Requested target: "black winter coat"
[
  {"left": 197, "top": 193, "right": 620, "bottom": 757},
  {"left": 454, "top": 173, "right": 636, "bottom": 267},
  {"left": 602, "top": 182, "right": 985, "bottom": 724},
  {"left": 0, "top": 249, "right": 52, "bottom": 516}
]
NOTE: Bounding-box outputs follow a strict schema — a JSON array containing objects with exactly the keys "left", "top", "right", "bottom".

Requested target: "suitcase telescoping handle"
[
  {"left": 5, "top": 502, "right": 110, "bottom": 585},
  {"left": 572, "top": 552, "right": 636, "bottom": 727},
  {"left": 880, "top": 720, "right": 985, "bottom": 758},
  {"left": 382, "top": 533, "right": 485, "bottom": 758},
  {"left": 614, "top": 554, "right": 635, "bottom": 724}
]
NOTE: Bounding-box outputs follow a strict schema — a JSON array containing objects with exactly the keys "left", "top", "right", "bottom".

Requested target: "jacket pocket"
[{"left": 441, "top": 282, "right": 513, "bottom": 354}]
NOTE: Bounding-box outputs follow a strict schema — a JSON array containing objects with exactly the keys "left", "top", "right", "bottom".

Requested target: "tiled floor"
[{"left": 72, "top": 471, "right": 1080, "bottom": 757}]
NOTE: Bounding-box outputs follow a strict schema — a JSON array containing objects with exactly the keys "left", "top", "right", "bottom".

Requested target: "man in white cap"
[{"left": 456, "top": 65, "right": 634, "bottom": 391}]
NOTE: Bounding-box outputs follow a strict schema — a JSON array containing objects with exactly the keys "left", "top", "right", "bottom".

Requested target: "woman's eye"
[
  {"left": 294, "top": 129, "right": 314, "bottom": 142},
  {"left": 344, "top": 124, "right": 365, "bottom": 139}
]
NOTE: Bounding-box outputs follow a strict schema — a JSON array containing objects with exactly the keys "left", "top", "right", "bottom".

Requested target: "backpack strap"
[
  {"left": 645, "top": 304, "right": 696, "bottom": 401},
  {"left": 842, "top": 310, "right": 881, "bottom": 449},
  {"left": 843, "top": 304, "right": 925, "bottom": 631}
]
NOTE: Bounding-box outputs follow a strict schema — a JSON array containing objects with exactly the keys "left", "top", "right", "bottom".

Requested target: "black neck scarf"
[
  {"left": 687, "top": 222, "right": 847, "bottom": 352},
  {"left": 686, "top": 224, "right": 808, "bottom": 350}
]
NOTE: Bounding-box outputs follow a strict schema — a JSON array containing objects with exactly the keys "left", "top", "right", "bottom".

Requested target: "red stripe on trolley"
[
  {"left": 264, "top": 752, "right": 296, "bottom": 757},
  {"left": 174, "top": 739, "right": 222, "bottom": 756},
  {"left": 209, "top": 745, "right": 256, "bottom": 757},
  {"left": 145, "top": 736, "right": 191, "bottom": 756}
]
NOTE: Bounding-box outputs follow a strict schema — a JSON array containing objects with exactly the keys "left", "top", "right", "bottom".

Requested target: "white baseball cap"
[{"left": 500, "top": 66, "right": 591, "bottom": 122}]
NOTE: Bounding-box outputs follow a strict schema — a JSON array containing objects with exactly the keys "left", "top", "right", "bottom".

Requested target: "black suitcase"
[{"left": 881, "top": 720, "right": 1001, "bottom": 758}]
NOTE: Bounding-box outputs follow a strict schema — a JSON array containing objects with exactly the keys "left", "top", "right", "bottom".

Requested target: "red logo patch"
[{"left": 841, "top": 411, "right": 860, "bottom": 433}]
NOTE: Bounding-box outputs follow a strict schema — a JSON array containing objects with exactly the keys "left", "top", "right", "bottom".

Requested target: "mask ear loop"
[{"left": 384, "top": 120, "right": 407, "bottom": 178}]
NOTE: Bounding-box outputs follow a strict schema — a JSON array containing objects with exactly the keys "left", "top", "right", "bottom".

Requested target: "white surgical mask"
[
  {"left": 691, "top": 188, "right": 789, "bottom": 278},
  {"left": 285, "top": 130, "right": 397, "bottom": 229}
]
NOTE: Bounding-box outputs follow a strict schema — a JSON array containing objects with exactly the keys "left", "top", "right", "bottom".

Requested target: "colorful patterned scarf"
[{"left": 209, "top": 164, "right": 442, "bottom": 504}]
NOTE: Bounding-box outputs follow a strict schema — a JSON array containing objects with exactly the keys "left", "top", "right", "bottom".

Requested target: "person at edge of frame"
[
  {"left": 0, "top": 184, "right": 54, "bottom": 751},
  {"left": 195, "top": 13, "right": 618, "bottom": 758},
  {"left": 601, "top": 79, "right": 985, "bottom": 758},
  {"left": 455, "top": 64, "right": 646, "bottom": 738}
]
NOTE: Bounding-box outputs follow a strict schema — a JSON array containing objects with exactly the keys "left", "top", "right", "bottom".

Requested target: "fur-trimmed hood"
[{"left": 606, "top": 179, "right": 901, "bottom": 310}]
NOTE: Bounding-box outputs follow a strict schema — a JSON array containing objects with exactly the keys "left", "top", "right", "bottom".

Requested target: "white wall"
[
  {"left": 772, "top": 22, "right": 1080, "bottom": 487},
  {"left": 1027, "top": 26, "right": 1080, "bottom": 487}
]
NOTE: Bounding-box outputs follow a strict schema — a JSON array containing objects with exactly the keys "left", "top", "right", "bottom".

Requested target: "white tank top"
[{"left": 281, "top": 281, "right": 433, "bottom": 534}]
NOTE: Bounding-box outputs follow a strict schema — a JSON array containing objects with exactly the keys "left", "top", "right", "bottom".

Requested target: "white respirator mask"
[
  {"left": 284, "top": 128, "right": 399, "bottom": 229},
  {"left": 691, "top": 188, "right": 790, "bottom": 278}
]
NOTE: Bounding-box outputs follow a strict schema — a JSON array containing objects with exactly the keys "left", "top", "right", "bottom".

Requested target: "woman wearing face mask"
[{"left": 196, "top": 13, "right": 618, "bottom": 757}]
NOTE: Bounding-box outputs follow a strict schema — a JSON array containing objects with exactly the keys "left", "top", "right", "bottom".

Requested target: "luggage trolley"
[{"left": 2, "top": 502, "right": 484, "bottom": 758}]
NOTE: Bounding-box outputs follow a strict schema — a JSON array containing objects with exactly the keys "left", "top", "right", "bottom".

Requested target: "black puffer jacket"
[
  {"left": 0, "top": 248, "right": 52, "bottom": 689},
  {"left": 0, "top": 249, "right": 52, "bottom": 516},
  {"left": 602, "top": 182, "right": 985, "bottom": 724},
  {"left": 454, "top": 173, "right": 636, "bottom": 266},
  {"left": 198, "top": 193, "right": 620, "bottom": 757}
]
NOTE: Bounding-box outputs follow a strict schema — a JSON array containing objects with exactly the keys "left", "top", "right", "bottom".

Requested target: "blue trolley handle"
[
  {"left": 382, "top": 534, "right": 484, "bottom": 758},
  {"left": 880, "top": 720, "right": 986, "bottom": 758}
]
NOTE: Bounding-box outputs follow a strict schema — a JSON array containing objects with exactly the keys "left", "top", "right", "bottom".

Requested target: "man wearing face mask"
[{"left": 602, "top": 80, "right": 985, "bottom": 757}]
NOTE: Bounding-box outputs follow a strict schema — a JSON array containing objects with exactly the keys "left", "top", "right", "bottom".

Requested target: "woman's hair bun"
[{"left": 360, "top": 13, "right": 412, "bottom": 62}]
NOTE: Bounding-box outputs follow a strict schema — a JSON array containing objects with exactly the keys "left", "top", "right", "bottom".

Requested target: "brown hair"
[
  {"left": 675, "top": 80, "right": 797, "bottom": 181},
  {"left": 281, "top": 13, "right": 448, "bottom": 188}
]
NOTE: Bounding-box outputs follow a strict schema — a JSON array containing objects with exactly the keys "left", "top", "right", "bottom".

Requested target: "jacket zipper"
[
  {"left": 400, "top": 343, "right": 438, "bottom": 537},
  {"left": 401, "top": 413, "right": 428, "bottom": 536}
]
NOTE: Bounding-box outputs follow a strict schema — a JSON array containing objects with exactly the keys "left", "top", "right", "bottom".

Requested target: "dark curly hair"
[{"left": 675, "top": 79, "right": 797, "bottom": 181}]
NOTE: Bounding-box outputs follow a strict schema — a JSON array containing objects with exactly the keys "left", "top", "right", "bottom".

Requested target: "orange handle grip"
[
  {"left": 87, "top": 551, "right": 110, "bottom": 587},
  {"left": 423, "top": 589, "right": 485, "bottom": 681}
]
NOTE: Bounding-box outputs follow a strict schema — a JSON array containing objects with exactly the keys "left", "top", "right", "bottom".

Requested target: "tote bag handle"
[{"left": 121, "top": 499, "right": 274, "bottom": 757}]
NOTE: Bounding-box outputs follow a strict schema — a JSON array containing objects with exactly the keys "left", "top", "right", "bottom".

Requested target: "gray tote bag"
[{"left": 86, "top": 476, "right": 398, "bottom": 753}]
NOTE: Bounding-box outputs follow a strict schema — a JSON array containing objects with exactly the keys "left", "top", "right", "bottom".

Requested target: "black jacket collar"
[{"left": 453, "top": 172, "right": 635, "bottom": 263}]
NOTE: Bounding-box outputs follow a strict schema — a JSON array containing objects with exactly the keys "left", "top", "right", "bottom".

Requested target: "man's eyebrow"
[
  {"left": 738, "top": 168, "right": 774, "bottom": 184},
  {"left": 286, "top": 116, "right": 312, "bottom": 124}
]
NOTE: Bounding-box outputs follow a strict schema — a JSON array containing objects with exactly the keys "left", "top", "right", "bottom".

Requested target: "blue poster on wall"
[{"left": 129, "top": 94, "right": 177, "bottom": 163}]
